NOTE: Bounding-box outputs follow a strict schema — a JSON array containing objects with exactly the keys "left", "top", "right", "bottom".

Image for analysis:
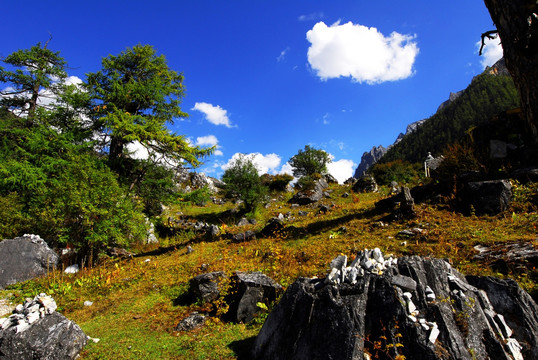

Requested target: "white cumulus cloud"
[
  {"left": 222, "top": 153, "right": 282, "bottom": 175},
  {"left": 192, "top": 102, "right": 233, "bottom": 127},
  {"left": 195, "top": 135, "right": 223, "bottom": 156},
  {"left": 195, "top": 135, "right": 219, "bottom": 147},
  {"left": 327, "top": 158, "right": 357, "bottom": 184},
  {"left": 477, "top": 35, "right": 503, "bottom": 68},
  {"left": 306, "top": 21, "right": 419, "bottom": 84}
]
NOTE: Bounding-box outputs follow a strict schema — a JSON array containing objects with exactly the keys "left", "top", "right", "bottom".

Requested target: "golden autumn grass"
[{"left": 1, "top": 181, "right": 537, "bottom": 359}]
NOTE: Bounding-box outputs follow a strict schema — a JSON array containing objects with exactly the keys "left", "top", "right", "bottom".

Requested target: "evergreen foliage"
[
  {"left": 380, "top": 72, "right": 520, "bottom": 164},
  {"left": 289, "top": 145, "right": 331, "bottom": 177},
  {"left": 221, "top": 154, "right": 267, "bottom": 213},
  {"left": 0, "top": 43, "right": 212, "bottom": 257}
]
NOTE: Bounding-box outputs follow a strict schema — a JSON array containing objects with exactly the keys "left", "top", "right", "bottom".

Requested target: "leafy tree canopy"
[
  {"left": 289, "top": 145, "right": 331, "bottom": 178},
  {"left": 85, "top": 44, "right": 213, "bottom": 169},
  {"left": 0, "top": 41, "right": 68, "bottom": 121}
]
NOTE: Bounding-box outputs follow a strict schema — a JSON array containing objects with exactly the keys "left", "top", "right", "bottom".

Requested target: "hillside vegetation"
[
  {"left": 380, "top": 69, "right": 520, "bottom": 164},
  {"left": 1, "top": 181, "right": 536, "bottom": 359}
]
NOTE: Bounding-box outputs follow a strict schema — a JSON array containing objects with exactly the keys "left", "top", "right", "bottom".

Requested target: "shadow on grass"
[
  {"left": 284, "top": 207, "right": 387, "bottom": 240},
  {"left": 228, "top": 336, "right": 257, "bottom": 360}
]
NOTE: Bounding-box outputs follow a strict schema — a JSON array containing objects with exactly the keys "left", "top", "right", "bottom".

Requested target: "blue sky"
[{"left": 2, "top": 1, "right": 503, "bottom": 182}]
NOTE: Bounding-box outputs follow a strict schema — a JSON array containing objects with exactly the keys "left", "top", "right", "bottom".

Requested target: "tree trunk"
[
  {"left": 109, "top": 135, "right": 125, "bottom": 163},
  {"left": 483, "top": 0, "right": 538, "bottom": 144}
]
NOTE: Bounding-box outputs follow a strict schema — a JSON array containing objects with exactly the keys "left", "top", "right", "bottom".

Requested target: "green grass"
[{"left": 3, "top": 181, "right": 537, "bottom": 359}]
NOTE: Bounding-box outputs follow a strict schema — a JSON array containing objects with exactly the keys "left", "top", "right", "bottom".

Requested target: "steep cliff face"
[{"left": 353, "top": 145, "right": 387, "bottom": 178}]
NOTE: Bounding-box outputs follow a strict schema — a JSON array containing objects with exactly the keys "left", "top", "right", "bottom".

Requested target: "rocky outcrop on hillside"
[
  {"left": 0, "top": 235, "right": 59, "bottom": 289},
  {"left": 175, "top": 167, "right": 223, "bottom": 193},
  {"left": 352, "top": 57, "right": 512, "bottom": 177},
  {"left": 436, "top": 91, "right": 464, "bottom": 112},
  {"left": 0, "top": 294, "right": 87, "bottom": 359},
  {"left": 253, "top": 250, "right": 538, "bottom": 360},
  {"left": 353, "top": 145, "right": 387, "bottom": 178},
  {"left": 184, "top": 271, "right": 282, "bottom": 326},
  {"left": 289, "top": 178, "right": 329, "bottom": 205}
]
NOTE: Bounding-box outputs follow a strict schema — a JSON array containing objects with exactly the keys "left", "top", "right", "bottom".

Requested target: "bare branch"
[{"left": 479, "top": 30, "right": 499, "bottom": 55}]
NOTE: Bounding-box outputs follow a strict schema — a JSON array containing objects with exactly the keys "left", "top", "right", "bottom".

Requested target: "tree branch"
[{"left": 479, "top": 30, "right": 499, "bottom": 55}]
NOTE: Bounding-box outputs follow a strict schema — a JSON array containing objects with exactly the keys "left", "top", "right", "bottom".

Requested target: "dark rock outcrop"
[
  {"left": 0, "top": 294, "right": 87, "bottom": 360},
  {"left": 0, "top": 235, "right": 59, "bottom": 289},
  {"left": 253, "top": 252, "right": 537, "bottom": 360},
  {"left": 189, "top": 271, "right": 227, "bottom": 303},
  {"left": 188, "top": 271, "right": 282, "bottom": 324},
  {"left": 459, "top": 180, "right": 512, "bottom": 215},
  {"left": 352, "top": 175, "right": 378, "bottom": 193},
  {"left": 289, "top": 178, "right": 328, "bottom": 205},
  {"left": 226, "top": 272, "right": 283, "bottom": 323}
]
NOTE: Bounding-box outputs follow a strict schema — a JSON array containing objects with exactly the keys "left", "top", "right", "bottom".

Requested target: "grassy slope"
[{"left": 1, "top": 182, "right": 537, "bottom": 359}]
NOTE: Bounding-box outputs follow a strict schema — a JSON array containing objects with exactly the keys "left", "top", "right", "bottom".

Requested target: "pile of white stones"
[
  {"left": 325, "top": 248, "right": 397, "bottom": 285},
  {"left": 0, "top": 293, "right": 57, "bottom": 333}
]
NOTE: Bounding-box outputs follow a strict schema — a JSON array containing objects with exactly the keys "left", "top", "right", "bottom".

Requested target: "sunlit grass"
[{"left": 4, "top": 182, "right": 537, "bottom": 359}]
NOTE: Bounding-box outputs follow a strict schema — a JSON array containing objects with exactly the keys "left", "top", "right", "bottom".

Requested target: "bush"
[
  {"left": 434, "top": 142, "right": 485, "bottom": 182},
  {"left": 295, "top": 173, "right": 322, "bottom": 191},
  {"left": 221, "top": 154, "right": 267, "bottom": 212},
  {"left": 180, "top": 185, "right": 212, "bottom": 206},
  {"left": 261, "top": 173, "right": 294, "bottom": 192},
  {"left": 369, "top": 160, "right": 423, "bottom": 186}
]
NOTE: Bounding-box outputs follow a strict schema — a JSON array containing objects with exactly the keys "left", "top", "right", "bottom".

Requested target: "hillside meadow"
[{"left": 1, "top": 181, "right": 537, "bottom": 359}]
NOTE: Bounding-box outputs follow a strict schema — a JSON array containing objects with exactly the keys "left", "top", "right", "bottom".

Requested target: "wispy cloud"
[
  {"left": 322, "top": 113, "right": 330, "bottom": 125},
  {"left": 192, "top": 102, "right": 233, "bottom": 127},
  {"left": 306, "top": 21, "right": 419, "bottom": 84},
  {"left": 277, "top": 47, "right": 290, "bottom": 62},
  {"left": 298, "top": 12, "right": 324, "bottom": 22}
]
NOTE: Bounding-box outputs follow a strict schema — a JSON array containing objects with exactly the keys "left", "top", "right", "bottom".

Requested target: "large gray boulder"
[
  {"left": 289, "top": 178, "right": 328, "bottom": 205},
  {"left": 0, "top": 294, "right": 87, "bottom": 359},
  {"left": 226, "top": 272, "right": 283, "bottom": 323},
  {"left": 0, "top": 235, "right": 59, "bottom": 289},
  {"left": 352, "top": 175, "right": 378, "bottom": 193},
  {"left": 253, "top": 253, "right": 538, "bottom": 360}
]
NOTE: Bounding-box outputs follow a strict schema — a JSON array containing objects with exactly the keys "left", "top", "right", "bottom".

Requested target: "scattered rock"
[
  {"left": 175, "top": 312, "right": 206, "bottom": 332},
  {"left": 107, "top": 247, "right": 133, "bottom": 259},
  {"left": 289, "top": 179, "right": 328, "bottom": 205},
  {"left": 231, "top": 230, "right": 257, "bottom": 243},
  {"left": 64, "top": 264, "right": 79, "bottom": 274},
  {"left": 0, "top": 235, "right": 59, "bottom": 289},
  {"left": 236, "top": 218, "right": 250, "bottom": 227},
  {"left": 473, "top": 242, "right": 538, "bottom": 273},
  {"left": 260, "top": 218, "right": 284, "bottom": 238},
  {"left": 323, "top": 174, "right": 338, "bottom": 184}
]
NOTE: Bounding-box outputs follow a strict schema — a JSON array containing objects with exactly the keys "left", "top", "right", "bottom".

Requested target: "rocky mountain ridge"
[{"left": 353, "top": 58, "right": 510, "bottom": 178}]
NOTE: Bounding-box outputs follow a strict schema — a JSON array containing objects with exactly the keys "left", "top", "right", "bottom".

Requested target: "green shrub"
[
  {"left": 180, "top": 185, "right": 212, "bottom": 206},
  {"left": 261, "top": 173, "right": 294, "bottom": 192},
  {"left": 370, "top": 160, "right": 423, "bottom": 186},
  {"left": 221, "top": 154, "right": 267, "bottom": 212}
]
